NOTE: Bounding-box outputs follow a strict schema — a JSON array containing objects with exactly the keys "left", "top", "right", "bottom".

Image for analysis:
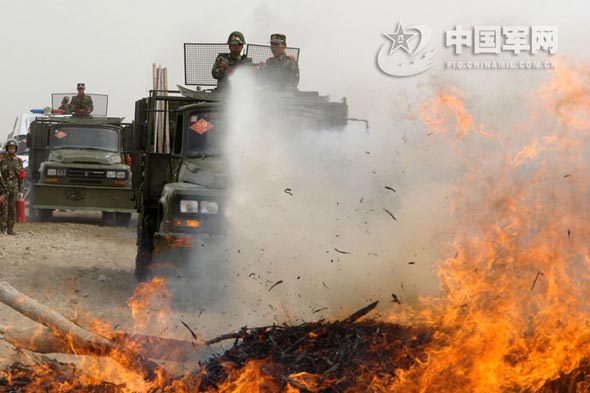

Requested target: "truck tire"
[
  {"left": 115, "top": 212, "right": 132, "bottom": 227},
  {"left": 135, "top": 211, "right": 156, "bottom": 282},
  {"left": 30, "top": 208, "right": 52, "bottom": 222},
  {"left": 102, "top": 211, "right": 116, "bottom": 226}
]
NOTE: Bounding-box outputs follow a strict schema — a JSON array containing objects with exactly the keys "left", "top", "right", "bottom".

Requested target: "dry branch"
[
  {"left": 0, "top": 281, "right": 170, "bottom": 382},
  {"left": 0, "top": 324, "right": 201, "bottom": 362}
]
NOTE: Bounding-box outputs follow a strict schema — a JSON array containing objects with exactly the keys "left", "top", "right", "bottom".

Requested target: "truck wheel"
[
  {"left": 135, "top": 212, "right": 155, "bottom": 282},
  {"left": 115, "top": 212, "right": 132, "bottom": 227},
  {"left": 102, "top": 211, "right": 116, "bottom": 226},
  {"left": 30, "top": 208, "right": 52, "bottom": 222}
]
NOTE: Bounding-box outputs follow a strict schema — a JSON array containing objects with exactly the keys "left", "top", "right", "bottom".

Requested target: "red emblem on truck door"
[{"left": 190, "top": 119, "right": 214, "bottom": 134}]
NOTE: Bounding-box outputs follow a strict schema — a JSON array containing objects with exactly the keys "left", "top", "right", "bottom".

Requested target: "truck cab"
[
  {"left": 132, "top": 87, "right": 349, "bottom": 281},
  {"left": 132, "top": 42, "right": 349, "bottom": 282},
  {"left": 28, "top": 116, "right": 135, "bottom": 224}
]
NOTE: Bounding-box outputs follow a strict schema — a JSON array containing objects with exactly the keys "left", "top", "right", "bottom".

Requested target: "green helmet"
[
  {"left": 5, "top": 139, "right": 17, "bottom": 150},
  {"left": 227, "top": 31, "right": 245, "bottom": 45}
]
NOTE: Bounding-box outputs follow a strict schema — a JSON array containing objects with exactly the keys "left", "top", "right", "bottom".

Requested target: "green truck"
[
  {"left": 131, "top": 87, "right": 348, "bottom": 281},
  {"left": 131, "top": 42, "right": 350, "bottom": 281},
  {"left": 27, "top": 116, "right": 135, "bottom": 225}
]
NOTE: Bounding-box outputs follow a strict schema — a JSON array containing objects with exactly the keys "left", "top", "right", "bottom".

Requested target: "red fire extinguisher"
[
  {"left": 16, "top": 197, "right": 25, "bottom": 223},
  {"left": 17, "top": 163, "right": 26, "bottom": 223}
]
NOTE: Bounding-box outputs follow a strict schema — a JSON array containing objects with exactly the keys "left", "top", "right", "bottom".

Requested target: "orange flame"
[
  {"left": 127, "top": 277, "right": 173, "bottom": 332},
  {"left": 419, "top": 87, "right": 494, "bottom": 140},
  {"left": 386, "top": 62, "right": 590, "bottom": 392}
]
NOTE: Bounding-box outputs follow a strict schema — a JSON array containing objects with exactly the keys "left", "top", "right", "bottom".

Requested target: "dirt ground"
[
  {"left": 0, "top": 211, "right": 229, "bottom": 375},
  {"left": 0, "top": 212, "right": 139, "bottom": 329}
]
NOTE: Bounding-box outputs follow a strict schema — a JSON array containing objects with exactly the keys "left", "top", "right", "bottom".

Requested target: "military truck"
[
  {"left": 132, "top": 43, "right": 349, "bottom": 281},
  {"left": 27, "top": 115, "right": 135, "bottom": 225},
  {"left": 132, "top": 88, "right": 348, "bottom": 281}
]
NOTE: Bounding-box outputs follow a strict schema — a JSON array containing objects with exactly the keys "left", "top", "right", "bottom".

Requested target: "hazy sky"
[{"left": 0, "top": 0, "right": 587, "bottom": 140}]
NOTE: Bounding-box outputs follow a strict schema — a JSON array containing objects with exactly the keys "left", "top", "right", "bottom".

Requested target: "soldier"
[
  {"left": 261, "top": 33, "right": 300, "bottom": 89},
  {"left": 58, "top": 96, "right": 71, "bottom": 114},
  {"left": 0, "top": 139, "right": 24, "bottom": 235},
  {"left": 211, "top": 31, "right": 253, "bottom": 89},
  {"left": 70, "top": 83, "right": 94, "bottom": 116}
]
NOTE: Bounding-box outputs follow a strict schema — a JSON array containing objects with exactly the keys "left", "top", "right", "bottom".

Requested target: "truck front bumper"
[{"left": 33, "top": 183, "right": 135, "bottom": 212}]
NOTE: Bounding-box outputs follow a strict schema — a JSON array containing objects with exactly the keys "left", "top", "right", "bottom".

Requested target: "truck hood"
[
  {"left": 48, "top": 149, "right": 122, "bottom": 165},
  {"left": 178, "top": 159, "right": 228, "bottom": 189}
]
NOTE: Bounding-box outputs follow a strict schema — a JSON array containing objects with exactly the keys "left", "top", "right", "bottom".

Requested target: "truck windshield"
[
  {"left": 50, "top": 127, "right": 119, "bottom": 152},
  {"left": 186, "top": 111, "right": 223, "bottom": 157}
]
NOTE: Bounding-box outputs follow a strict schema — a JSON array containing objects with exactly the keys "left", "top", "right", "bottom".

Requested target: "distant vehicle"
[
  {"left": 7, "top": 111, "right": 50, "bottom": 169},
  {"left": 26, "top": 94, "right": 135, "bottom": 225}
]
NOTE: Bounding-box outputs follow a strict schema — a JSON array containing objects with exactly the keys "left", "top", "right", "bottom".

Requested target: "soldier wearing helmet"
[
  {"left": 0, "top": 139, "right": 24, "bottom": 235},
  {"left": 211, "top": 31, "right": 253, "bottom": 89}
]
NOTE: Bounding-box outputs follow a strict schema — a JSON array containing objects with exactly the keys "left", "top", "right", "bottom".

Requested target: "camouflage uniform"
[
  {"left": 264, "top": 53, "right": 300, "bottom": 89},
  {"left": 212, "top": 31, "right": 253, "bottom": 89},
  {"left": 261, "top": 33, "right": 300, "bottom": 89},
  {"left": 70, "top": 94, "right": 94, "bottom": 115},
  {"left": 0, "top": 153, "right": 24, "bottom": 234},
  {"left": 212, "top": 53, "right": 253, "bottom": 88},
  {"left": 59, "top": 97, "right": 71, "bottom": 114}
]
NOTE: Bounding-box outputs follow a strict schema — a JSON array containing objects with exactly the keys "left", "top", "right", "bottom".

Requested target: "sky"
[
  {"left": 1, "top": 0, "right": 589, "bottom": 327},
  {"left": 1, "top": 0, "right": 587, "bottom": 139}
]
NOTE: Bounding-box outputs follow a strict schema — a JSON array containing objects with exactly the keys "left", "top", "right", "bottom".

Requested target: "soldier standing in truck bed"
[
  {"left": 261, "top": 33, "right": 299, "bottom": 89},
  {"left": 211, "top": 31, "right": 253, "bottom": 89},
  {"left": 70, "top": 83, "right": 94, "bottom": 116}
]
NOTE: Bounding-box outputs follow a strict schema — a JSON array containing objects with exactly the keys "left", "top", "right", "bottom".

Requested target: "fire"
[
  {"left": 127, "top": 277, "right": 173, "bottom": 332},
  {"left": 419, "top": 86, "right": 494, "bottom": 140},
  {"left": 386, "top": 62, "right": 590, "bottom": 392},
  {"left": 5, "top": 63, "right": 590, "bottom": 392}
]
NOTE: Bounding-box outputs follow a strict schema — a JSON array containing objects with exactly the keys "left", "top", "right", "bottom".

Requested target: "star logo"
[{"left": 384, "top": 23, "right": 417, "bottom": 54}]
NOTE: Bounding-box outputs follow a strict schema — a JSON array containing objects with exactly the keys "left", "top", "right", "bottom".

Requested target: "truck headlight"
[
  {"left": 57, "top": 168, "right": 67, "bottom": 176},
  {"left": 200, "top": 201, "right": 219, "bottom": 214},
  {"left": 106, "top": 171, "right": 116, "bottom": 178},
  {"left": 180, "top": 200, "right": 199, "bottom": 213},
  {"left": 47, "top": 168, "right": 57, "bottom": 176},
  {"left": 116, "top": 171, "right": 126, "bottom": 179}
]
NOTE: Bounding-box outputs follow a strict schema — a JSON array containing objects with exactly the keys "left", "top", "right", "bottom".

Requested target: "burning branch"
[
  {"left": 0, "top": 281, "right": 171, "bottom": 383},
  {"left": 0, "top": 324, "right": 202, "bottom": 362}
]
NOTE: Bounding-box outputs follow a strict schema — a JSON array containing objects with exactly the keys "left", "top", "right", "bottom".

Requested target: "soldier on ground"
[
  {"left": 0, "top": 139, "right": 24, "bottom": 235},
  {"left": 260, "top": 33, "right": 299, "bottom": 89},
  {"left": 70, "top": 83, "right": 93, "bottom": 116},
  {"left": 211, "top": 31, "right": 253, "bottom": 89}
]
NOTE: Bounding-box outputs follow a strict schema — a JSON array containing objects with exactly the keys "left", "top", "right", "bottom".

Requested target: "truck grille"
[
  {"left": 70, "top": 179, "right": 103, "bottom": 185},
  {"left": 67, "top": 168, "right": 106, "bottom": 179}
]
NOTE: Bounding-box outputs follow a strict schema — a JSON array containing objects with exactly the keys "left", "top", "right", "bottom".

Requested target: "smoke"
[
  {"left": 167, "top": 56, "right": 590, "bottom": 344},
  {"left": 162, "top": 69, "right": 459, "bottom": 340}
]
